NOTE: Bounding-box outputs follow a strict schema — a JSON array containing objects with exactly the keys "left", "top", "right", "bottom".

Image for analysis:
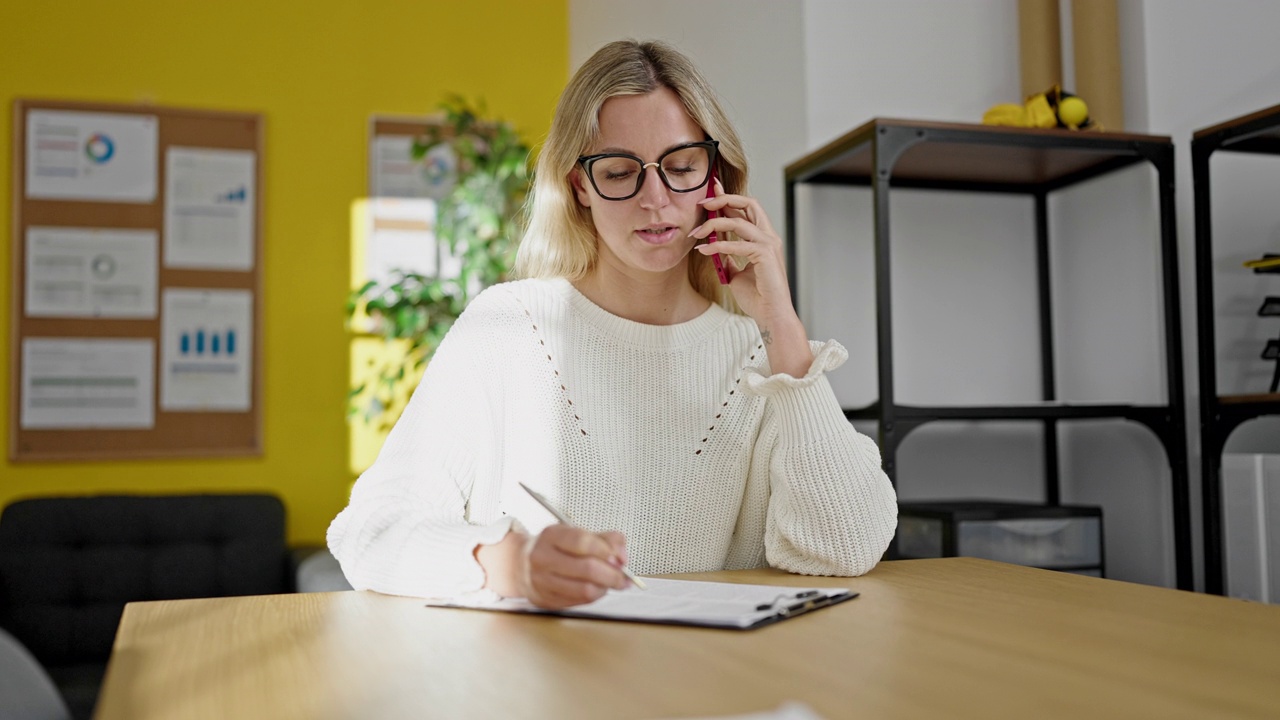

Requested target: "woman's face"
[{"left": 572, "top": 87, "right": 708, "bottom": 279}]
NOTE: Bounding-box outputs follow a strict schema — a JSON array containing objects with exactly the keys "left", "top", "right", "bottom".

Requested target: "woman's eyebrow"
[{"left": 594, "top": 140, "right": 700, "bottom": 156}]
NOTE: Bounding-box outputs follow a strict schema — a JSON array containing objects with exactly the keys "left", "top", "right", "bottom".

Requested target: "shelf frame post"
[
  {"left": 872, "top": 126, "right": 928, "bottom": 483},
  {"left": 1193, "top": 135, "right": 1225, "bottom": 595},
  {"left": 1138, "top": 141, "right": 1194, "bottom": 591},
  {"left": 1034, "top": 190, "right": 1062, "bottom": 505}
]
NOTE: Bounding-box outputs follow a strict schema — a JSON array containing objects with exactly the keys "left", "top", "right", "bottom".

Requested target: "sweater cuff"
[
  {"left": 745, "top": 340, "right": 852, "bottom": 443},
  {"left": 447, "top": 516, "right": 521, "bottom": 603},
  {"left": 743, "top": 339, "right": 847, "bottom": 396},
  {"left": 361, "top": 514, "right": 516, "bottom": 600},
  {"left": 455, "top": 515, "right": 520, "bottom": 596}
]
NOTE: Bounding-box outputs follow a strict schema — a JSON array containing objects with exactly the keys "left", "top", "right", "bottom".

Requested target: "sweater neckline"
[{"left": 548, "top": 277, "right": 730, "bottom": 348}]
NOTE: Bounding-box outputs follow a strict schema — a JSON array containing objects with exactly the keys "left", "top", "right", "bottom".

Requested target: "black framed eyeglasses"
[{"left": 577, "top": 140, "right": 719, "bottom": 201}]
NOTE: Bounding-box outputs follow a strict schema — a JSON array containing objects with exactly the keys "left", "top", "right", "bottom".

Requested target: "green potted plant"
[{"left": 348, "top": 96, "right": 531, "bottom": 429}]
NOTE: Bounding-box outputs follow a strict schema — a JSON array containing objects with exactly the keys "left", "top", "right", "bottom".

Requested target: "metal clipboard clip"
[
  {"left": 752, "top": 589, "right": 858, "bottom": 621},
  {"left": 754, "top": 590, "right": 822, "bottom": 614}
]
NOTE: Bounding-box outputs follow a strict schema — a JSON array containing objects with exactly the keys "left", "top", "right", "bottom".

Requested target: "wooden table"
[{"left": 95, "top": 558, "right": 1280, "bottom": 719}]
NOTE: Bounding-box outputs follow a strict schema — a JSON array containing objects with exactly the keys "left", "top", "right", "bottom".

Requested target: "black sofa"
[{"left": 0, "top": 494, "right": 293, "bottom": 720}]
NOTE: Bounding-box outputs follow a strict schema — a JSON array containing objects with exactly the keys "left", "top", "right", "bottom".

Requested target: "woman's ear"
[{"left": 570, "top": 169, "right": 593, "bottom": 208}]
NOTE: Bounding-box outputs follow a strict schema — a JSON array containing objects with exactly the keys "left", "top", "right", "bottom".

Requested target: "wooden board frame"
[{"left": 10, "top": 99, "right": 264, "bottom": 461}]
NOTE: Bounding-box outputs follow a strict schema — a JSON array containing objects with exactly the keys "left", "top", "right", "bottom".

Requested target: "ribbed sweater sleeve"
[
  {"left": 326, "top": 291, "right": 515, "bottom": 598},
  {"left": 747, "top": 340, "right": 899, "bottom": 576}
]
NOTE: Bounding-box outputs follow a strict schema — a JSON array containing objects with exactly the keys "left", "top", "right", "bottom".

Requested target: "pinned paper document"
[
  {"left": 164, "top": 147, "right": 256, "bottom": 270},
  {"left": 25, "top": 226, "right": 158, "bottom": 318},
  {"left": 21, "top": 338, "right": 155, "bottom": 429},
  {"left": 26, "top": 110, "right": 158, "bottom": 202},
  {"left": 370, "top": 134, "right": 455, "bottom": 200},
  {"left": 160, "top": 288, "right": 253, "bottom": 411}
]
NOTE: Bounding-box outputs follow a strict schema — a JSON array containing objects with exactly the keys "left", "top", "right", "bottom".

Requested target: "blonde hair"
[{"left": 515, "top": 40, "right": 748, "bottom": 310}]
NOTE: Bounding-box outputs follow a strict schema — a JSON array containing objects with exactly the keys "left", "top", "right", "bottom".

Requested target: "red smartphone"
[{"left": 705, "top": 165, "right": 730, "bottom": 285}]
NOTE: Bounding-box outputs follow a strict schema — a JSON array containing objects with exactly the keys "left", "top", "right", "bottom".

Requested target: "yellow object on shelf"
[
  {"left": 982, "top": 103, "right": 1030, "bottom": 127},
  {"left": 1058, "top": 96, "right": 1090, "bottom": 129},
  {"left": 983, "top": 85, "right": 1092, "bottom": 130},
  {"left": 1243, "top": 256, "right": 1280, "bottom": 270}
]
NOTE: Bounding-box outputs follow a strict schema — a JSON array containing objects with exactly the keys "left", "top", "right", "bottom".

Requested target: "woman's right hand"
[
  {"left": 522, "top": 524, "right": 631, "bottom": 608},
  {"left": 477, "top": 525, "right": 631, "bottom": 608}
]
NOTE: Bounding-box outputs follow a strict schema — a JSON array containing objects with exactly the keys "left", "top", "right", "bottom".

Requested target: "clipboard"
[{"left": 423, "top": 577, "right": 858, "bottom": 630}]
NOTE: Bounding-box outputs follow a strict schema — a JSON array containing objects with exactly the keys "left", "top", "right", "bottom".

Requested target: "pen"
[{"left": 518, "top": 482, "right": 647, "bottom": 590}]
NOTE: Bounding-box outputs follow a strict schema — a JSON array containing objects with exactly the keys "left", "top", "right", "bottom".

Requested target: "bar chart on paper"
[
  {"left": 160, "top": 288, "right": 252, "bottom": 411},
  {"left": 179, "top": 329, "right": 238, "bottom": 357}
]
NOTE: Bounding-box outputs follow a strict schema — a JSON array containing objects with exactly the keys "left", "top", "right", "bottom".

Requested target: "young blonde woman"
[{"left": 328, "top": 40, "right": 897, "bottom": 609}]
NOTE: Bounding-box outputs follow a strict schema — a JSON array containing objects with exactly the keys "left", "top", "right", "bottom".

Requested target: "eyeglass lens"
[{"left": 589, "top": 145, "right": 712, "bottom": 199}]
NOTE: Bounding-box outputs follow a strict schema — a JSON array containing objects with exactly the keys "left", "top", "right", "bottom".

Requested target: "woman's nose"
[{"left": 636, "top": 164, "right": 670, "bottom": 209}]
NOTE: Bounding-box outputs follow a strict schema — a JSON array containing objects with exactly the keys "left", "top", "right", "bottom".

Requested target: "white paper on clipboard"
[{"left": 425, "top": 578, "right": 856, "bottom": 630}]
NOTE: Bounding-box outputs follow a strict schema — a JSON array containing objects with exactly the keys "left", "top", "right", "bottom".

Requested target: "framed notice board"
[
  {"left": 367, "top": 114, "right": 452, "bottom": 200},
  {"left": 9, "top": 99, "right": 264, "bottom": 461}
]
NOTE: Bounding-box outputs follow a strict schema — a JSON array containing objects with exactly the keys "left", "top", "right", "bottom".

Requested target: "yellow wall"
[{"left": 0, "top": 0, "right": 568, "bottom": 544}]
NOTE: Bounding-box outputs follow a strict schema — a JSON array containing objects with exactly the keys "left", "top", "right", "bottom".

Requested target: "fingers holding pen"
[
  {"left": 599, "top": 530, "right": 628, "bottom": 566},
  {"left": 528, "top": 573, "right": 612, "bottom": 608},
  {"left": 524, "top": 525, "right": 631, "bottom": 608}
]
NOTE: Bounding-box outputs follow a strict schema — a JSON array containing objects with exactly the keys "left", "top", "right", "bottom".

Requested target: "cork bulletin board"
[{"left": 9, "top": 99, "right": 264, "bottom": 460}]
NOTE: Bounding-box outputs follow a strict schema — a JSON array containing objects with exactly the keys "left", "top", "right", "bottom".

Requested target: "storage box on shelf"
[
  {"left": 897, "top": 501, "right": 1104, "bottom": 576},
  {"left": 784, "top": 119, "right": 1190, "bottom": 589}
]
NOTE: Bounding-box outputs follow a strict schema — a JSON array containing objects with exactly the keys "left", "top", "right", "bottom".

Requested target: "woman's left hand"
[
  {"left": 691, "top": 179, "right": 794, "bottom": 324},
  {"left": 691, "top": 180, "right": 814, "bottom": 376}
]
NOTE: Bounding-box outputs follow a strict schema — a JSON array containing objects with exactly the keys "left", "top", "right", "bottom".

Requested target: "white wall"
[
  {"left": 804, "top": 0, "right": 1020, "bottom": 147},
  {"left": 570, "top": 0, "right": 1280, "bottom": 590}
]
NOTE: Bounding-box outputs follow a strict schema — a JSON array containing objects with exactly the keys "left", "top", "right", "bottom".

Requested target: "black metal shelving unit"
[
  {"left": 784, "top": 118, "right": 1192, "bottom": 590},
  {"left": 1192, "top": 102, "right": 1280, "bottom": 596}
]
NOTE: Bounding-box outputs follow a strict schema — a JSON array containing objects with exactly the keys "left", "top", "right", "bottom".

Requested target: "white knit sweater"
[{"left": 328, "top": 278, "right": 897, "bottom": 599}]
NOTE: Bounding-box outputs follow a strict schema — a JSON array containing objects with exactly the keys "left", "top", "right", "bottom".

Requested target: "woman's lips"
[{"left": 636, "top": 226, "right": 678, "bottom": 244}]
